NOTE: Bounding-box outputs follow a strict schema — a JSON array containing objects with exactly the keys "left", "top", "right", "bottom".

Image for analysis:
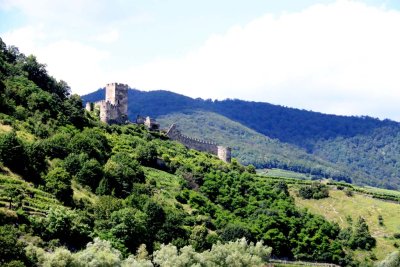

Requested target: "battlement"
[
  {"left": 166, "top": 124, "right": 231, "bottom": 163},
  {"left": 87, "top": 83, "right": 129, "bottom": 124},
  {"left": 106, "top": 82, "right": 129, "bottom": 87}
]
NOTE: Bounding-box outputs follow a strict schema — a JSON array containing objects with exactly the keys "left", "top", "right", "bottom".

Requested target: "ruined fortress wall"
[
  {"left": 166, "top": 124, "right": 231, "bottom": 162},
  {"left": 96, "top": 101, "right": 121, "bottom": 124}
]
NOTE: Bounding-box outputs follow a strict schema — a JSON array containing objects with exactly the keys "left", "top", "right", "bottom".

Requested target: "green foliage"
[
  {"left": 85, "top": 88, "right": 400, "bottom": 190},
  {"left": 37, "top": 206, "right": 92, "bottom": 249},
  {"left": 136, "top": 142, "right": 158, "bottom": 166},
  {"left": 220, "top": 224, "right": 252, "bottom": 242},
  {"left": 0, "top": 39, "right": 380, "bottom": 265},
  {"left": 298, "top": 182, "right": 329, "bottom": 199},
  {"left": 106, "top": 207, "right": 148, "bottom": 255},
  {"left": 44, "top": 167, "right": 73, "bottom": 205},
  {"left": 189, "top": 225, "right": 209, "bottom": 251},
  {"left": 376, "top": 251, "right": 400, "bottom": 267},
  {"left": 69, "top": 128, "right": 110, "bottom": 163},
  {"left": 76, "top": 158, "right": 103, "bottom": 191},
  {"left": 0, "top": 225, "right": 27, "bottom": 265},
  {"left": 153, "top": 238, "right": 272, "bottom": 267},
  {"left": 339, "top": 216, "right": 376, "bottom": 250},
  {"left": 103, "top": 152, "right": 144, "bottom": 198},
  {"left": 0, "top": 131, "right": 26, "bottom": 173}
]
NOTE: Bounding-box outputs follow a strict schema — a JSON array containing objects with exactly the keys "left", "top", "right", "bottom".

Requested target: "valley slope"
[{"left": 83, "top": 89, "right": 400, "bottom": 189}]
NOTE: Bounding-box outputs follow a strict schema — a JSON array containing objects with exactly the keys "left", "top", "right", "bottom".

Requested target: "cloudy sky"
[{"left": 1, "top": 0, "right": 400, "bottom": 120}]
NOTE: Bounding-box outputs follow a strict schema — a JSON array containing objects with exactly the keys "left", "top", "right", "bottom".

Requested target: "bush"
[{"left": 299, "top": 182, "right": 329, "bottom": 199}]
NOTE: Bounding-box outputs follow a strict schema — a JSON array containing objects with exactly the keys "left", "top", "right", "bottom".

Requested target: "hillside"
[
  {"left": 157, "top": 110, "right": 352, "bottom": 182},
  {"left": 83, "top": 89, "right": 400, "bottom": 189},
  {"left": 293, "top": 188, "right": 400, "bottom": 262},
  {"left": 0, "top": 38, "right": 373, "bottom": 266}
]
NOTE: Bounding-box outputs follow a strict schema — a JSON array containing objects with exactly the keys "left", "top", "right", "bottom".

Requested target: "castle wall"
[
  {"left": 95, "top": 100, "right": 123, "bottom": 124},
  {"left": 166, "top": 124, "right": 231, "bottom": 162}
]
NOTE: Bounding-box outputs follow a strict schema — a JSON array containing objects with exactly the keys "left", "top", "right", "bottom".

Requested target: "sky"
[{"left": 1, "top": 0, "right": 400, "bottom": 120}]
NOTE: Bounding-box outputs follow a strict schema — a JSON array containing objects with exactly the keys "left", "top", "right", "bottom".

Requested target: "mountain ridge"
[{"left": 83, "top": 88, "right": 400, "bottom": 189}]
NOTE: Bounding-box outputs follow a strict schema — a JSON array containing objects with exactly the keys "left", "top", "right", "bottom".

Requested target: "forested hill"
[
  {"left": 1, "top": 38, "right": 369, "bottom": 266},
  {"left": 83, "top": 88, "right": 400, "bottom": 189},
  {"left": 82, "top": 88, "right": 399, "bottom": 151}
]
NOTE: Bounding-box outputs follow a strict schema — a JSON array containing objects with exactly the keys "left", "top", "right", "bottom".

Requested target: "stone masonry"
[
  {"left": 86, "top": 83, "right": 232, "bottom": 163},
  {"left": 166, "top": 124, "right": 231, "bottom": 163},
  {"left": 86, "top": 83, "right": 128, "bottom": 124}
]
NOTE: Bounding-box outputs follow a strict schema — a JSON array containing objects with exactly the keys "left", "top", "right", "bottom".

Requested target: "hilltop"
[{"left": 83, "top": 89, "right": 400, "bottom": 189}]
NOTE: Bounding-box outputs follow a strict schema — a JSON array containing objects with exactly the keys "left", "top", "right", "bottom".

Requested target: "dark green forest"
[
  {"left": 0, "top": 38, "right": 384, "bottom": 266},
  {"left": 83, "top": 88, "right": 400, "bottom": 189}
]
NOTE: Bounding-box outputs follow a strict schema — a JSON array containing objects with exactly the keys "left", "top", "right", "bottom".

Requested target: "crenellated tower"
[{"left": 87, "top": 83, "right": 129, "bottom": 124}]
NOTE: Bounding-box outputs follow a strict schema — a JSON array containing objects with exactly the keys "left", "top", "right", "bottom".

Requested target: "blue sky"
[{"left": 1, "top": 0, "right": 400, "bottom": 120}]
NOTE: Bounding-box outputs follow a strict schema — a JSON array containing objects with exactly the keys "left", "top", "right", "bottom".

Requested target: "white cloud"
[
  {"left": 36, "top": 40, "right": 110, "bottom": 92},
  {"left": 2, "top": 0, "right": 400, "bottom": 120},
  {"left": 2, "top": 25, "right": 110, "bottom": 93},
  {"left": 125, "top": 1, "right": 400, "bottom": 119},
  {"left": 93, "top": 29, "right": 120, "bottom": 43}
]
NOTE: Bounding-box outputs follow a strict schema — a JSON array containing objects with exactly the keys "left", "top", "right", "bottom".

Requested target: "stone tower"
[
  {"left": 105, "top": 83, "right": 128, "bottom": 116},
  {"left": 88, "top": 83, "right": 129, "bottom": 124}
]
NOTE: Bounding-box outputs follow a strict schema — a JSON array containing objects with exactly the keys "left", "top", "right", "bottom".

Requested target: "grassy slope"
[
  {"left": 293, "top": 189, "right": 400, "bottom": 261},
  {"left": 257, "top": 168, "right": 311, "bottom": 180},
  {"left": 157, "top": 110, "right": 350, "bottom": 179}
]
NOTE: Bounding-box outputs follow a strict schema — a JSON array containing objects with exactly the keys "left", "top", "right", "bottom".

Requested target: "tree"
[
  {"left": 0, "top": 132, "right": 26, "bottom": 173},
  {"left": 153, "top": 238, "right": 272, "bottom": 267},
  {"left": 43, "top": 207, "right": 91, "bottom": 249},
  {"left": 69, "top": 129, "right": 110, "bottom": 163},
  {"left": 136, "top": 142, "right": 157, "bottom": 166},
  {"left": 220, "top": 224, "right": 252, "bottom": 242},
  {"left": 349, "top": 216, "right": 376, "bottom": 250},
  {"left": 0, "top": 225, "right": 27, "bottom": 265},
  {"left": 44, "top": 167, "right": 73, "bottom": 204},
  {"left": 106, "top": 208, "right": 148, "bottom": 255},
  {"left": 63, "top": 153, "right": 89, "bottom": 176},
  {"left": 76, "top": 158, "right": 103, "bottom": 191},
  {"left": 144, "top": 200, "right": 166, "bottom": 236},
  {"left": 104, "top": 152, "right": 145, "bottom": 198},
  {"left": 299, "top": 182, "right": 329, "bottom": 199},
  {"left": 189, "top": 225, "right": 209, "bottom": 251}
]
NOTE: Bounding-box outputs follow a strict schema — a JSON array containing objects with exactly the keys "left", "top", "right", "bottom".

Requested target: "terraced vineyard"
[{"left": 0, "top": 174, "right": 62, "bottom": 216}]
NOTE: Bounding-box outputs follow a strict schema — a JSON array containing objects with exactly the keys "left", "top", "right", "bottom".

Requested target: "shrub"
[{"left": 299, "top": 182, "right": 329, "bottom": 199}]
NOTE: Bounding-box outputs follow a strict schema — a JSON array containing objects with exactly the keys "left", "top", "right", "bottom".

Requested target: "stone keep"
[
  {"left": 92, "top": 83, "right": 128, "bottom": 124},
  {"left": 105, "top": 83, "right": 128, "bottom": 114}
]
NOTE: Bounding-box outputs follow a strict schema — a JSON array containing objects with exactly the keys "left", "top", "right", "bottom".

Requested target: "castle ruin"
[
  {"left": 166, "top": 124, "right": 231, "bottom": 163},
  {"left": 86, "top": 83, "right": 232, "bottom": 163},
  {"left": 86, "top": 83, "right": 128, "bottom": 124}
]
